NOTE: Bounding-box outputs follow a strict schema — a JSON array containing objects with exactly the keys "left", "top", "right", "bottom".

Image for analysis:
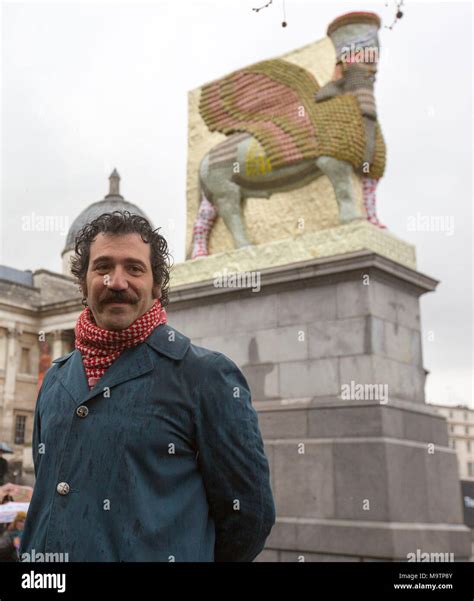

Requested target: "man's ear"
[{"left": 152, "top": 284, "right": 162, "bottom": 300}]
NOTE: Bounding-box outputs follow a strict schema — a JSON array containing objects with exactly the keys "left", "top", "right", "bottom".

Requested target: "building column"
[
  {"left": 1, "top": 326, "right": 21, "bottom": 443},
  {"left": 52, "top": 329, "right": 70, "bottom": 360}
]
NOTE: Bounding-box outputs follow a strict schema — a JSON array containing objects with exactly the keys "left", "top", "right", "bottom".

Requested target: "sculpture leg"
[
  {"left": 315, "top": 156, "right": 363, "bottom": 223},
  {"left": 191, "top": 193, "right": 218, "bottom": 259},
  {"left": 362, "top": 177, "right": 386, "bottom": 229},
  {"left": 213, "top": 182, "right": 252, "bottom": 249},
  {"left": 200, "top": 159, "right": 252, "bottom": 250}
]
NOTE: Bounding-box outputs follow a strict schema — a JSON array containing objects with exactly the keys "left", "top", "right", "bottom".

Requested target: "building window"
[
  {"left": 464, "top": 412, "right": 468, "bottom": 421},
  {"left": 20, "top": 347, "right": 31, "bottom": 374},
  {"left": 449, "top": 411, "right": 453, "bottom": 418},
  {"left": 14, "top": 415, "right": 27, "bottom": 445},
  {"left": 466, "top": 426, "right": 470, "bottom": 436},
  {"left": 451, "top": 439, "right": 456, "bottom": 449},
  {"left": 468, "top": 462, "right": 474, "bottom": 478},
  {"left": 467, "top": 441, "right": 472, "bottom": 453},
  {"left": 450, "top": 425, "right": 454, "bottom": 434}
]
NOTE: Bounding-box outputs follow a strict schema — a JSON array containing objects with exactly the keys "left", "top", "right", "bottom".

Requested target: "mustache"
[{"left": 102, "top": 294, "right": 136, "bottom": 304}]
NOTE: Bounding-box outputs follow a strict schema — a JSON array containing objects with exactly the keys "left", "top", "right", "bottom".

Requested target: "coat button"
[
  {"left": 76, "top": 405, "right": 89, "bottom": 418},
  {"left": 56, "top": 482, "right": 70, "bottom": 495}
]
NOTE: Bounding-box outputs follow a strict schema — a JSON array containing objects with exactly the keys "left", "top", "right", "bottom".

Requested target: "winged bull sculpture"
[{"left": 188, "top": 11, "right": 387, "bottom": 259}]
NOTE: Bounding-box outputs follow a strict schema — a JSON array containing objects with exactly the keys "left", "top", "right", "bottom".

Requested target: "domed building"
[
  {"left": 0, "top": 170, "right": 151, "bottom": 481},
  {"left": 61, "top": 169, "right": 152, "bottom": 276}
]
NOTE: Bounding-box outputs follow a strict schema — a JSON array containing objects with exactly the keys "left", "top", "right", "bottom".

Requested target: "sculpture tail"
[{"left": 362, "top": 177, "right": 386, "bottom": 229}]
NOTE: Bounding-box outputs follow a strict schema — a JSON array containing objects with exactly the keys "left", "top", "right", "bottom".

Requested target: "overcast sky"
[{"left": 0, "top": 0, "right": 472, "bottom": 407}]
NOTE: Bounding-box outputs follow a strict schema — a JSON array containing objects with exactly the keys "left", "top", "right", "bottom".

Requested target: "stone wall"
[{"left": 166, "top": 251, "right": 471, "bottom": 560}]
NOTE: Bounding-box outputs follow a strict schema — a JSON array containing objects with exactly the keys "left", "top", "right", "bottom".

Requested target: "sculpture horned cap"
[
  {"left": 327, "top": 12, "right": 381, "bottom": 36},
  {"left": 327, "top": 12, "right": 382, "bottom": 64}
]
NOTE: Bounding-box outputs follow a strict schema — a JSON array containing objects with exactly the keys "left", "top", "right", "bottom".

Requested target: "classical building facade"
[
  {"left": 0, "top": 171, "right": 149, "bottom": 483},
  {"left": 432, "top": 404, "right": 474, "bottom": 480}
]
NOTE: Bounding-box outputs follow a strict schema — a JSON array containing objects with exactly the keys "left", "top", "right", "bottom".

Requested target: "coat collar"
[
  {"left": 51, "top": 324, "right": 190, "bottom": 405},
  {"left": 144, "top": 323, "right": 191, "bottom": 360}
]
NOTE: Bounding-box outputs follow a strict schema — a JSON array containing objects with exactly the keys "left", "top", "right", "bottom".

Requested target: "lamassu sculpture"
[{"left": 189, "top": 12, "right": 387, "bottom": 259}]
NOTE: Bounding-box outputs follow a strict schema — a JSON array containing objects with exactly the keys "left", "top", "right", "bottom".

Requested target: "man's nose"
[{"left": 106, "top": 266, "right": 129, "bottom": 290}]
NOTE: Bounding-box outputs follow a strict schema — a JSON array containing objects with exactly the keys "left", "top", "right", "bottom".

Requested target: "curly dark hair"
[{"left": 70, "top": 210, "right": 172, "bottom": 308}]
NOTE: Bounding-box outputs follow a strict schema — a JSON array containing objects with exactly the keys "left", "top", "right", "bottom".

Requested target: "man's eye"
[
  {"left": 129, "top": 265, "right": 142, "bottom": 272},
  {"left": 95, "top": 264, "right": 108, "bottom": 271}
]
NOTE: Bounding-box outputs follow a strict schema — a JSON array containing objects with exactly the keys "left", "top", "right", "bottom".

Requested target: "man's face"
[{"left": 83, "top": 232, "right": 161, "bottom": 331}]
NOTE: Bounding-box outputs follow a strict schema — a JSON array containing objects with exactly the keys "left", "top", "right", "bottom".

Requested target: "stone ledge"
[
  {"left": 172, "top": 221, "right": 417, "bottom": 288},
  {"left": 254, "top": 397, "right": 449, "bottom": 418},
  {"left": 266, "top": 518, "right": 471, "bottom": 559},
  {"left": 264, "top": 438, "right": 453, "bottom": 453},
  {"left": 257, "top": 400, "right": 450, "bottom": 444},
  {"left": 169, "top": 253, "right": 437, "bottom": 308}
]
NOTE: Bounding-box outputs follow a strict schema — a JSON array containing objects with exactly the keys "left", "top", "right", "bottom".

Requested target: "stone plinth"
[
  {"left": 173, "top": 221, "right": 416, "bottom": 289},
  {"left": 167, "top": 250, "right": 471, "bottom": 560}
]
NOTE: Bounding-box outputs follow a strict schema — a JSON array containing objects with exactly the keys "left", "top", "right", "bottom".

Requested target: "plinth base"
[
  {"left": 167, "top": 250, "right": 469, "bottom": 560},
  {"left": 172, "top": 221, "right": 417, "bottom": 288}
]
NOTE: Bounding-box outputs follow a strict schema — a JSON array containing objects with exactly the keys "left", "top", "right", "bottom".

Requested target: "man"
[
  {"left": 0, "top": 452, "right": 8, "bottom": 486},
  {"left": 20, "top": 210, "right": 275, "bottom": 562}
]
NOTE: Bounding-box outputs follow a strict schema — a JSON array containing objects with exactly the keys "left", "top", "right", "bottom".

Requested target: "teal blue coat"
[{"left": 20, "top": 324, "right": 275, "bottom": 562}]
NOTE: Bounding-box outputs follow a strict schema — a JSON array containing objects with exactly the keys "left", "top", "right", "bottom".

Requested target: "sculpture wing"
[
  {"left": 199, "top": 59, "right": 321, "bottom": 169},
  {"left": 199, "top": 58, "right": 386, "bottom": 177}
]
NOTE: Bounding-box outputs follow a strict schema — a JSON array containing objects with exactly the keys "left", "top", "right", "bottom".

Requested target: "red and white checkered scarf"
[{"left": 75, "top": 298, "right": 167, "bottom": 389}]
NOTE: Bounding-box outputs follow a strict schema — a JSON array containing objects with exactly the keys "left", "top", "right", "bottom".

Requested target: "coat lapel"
[
  {"left": 53, "top": 340, "right": 155, "bottom": 405},
  {"left": 53, "top": 324, "right": 191, "bottom": 405},
  {"left": 83, "top": 342, "right": 155, "bottom": 403},
  {"left": 53, "top": 349, "right": 89, "bottom": 405},
  {"left": 52, "top": 324, "right": 190, "bottom": 406}
]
